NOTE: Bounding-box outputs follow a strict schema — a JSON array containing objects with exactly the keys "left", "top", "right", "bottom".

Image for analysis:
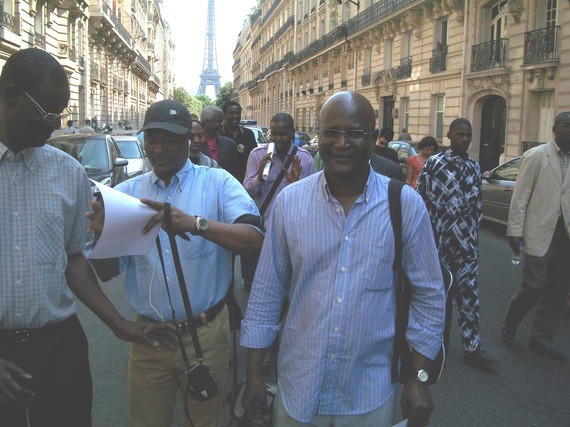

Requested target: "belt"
[
  {"left": 141, "top": 298, "right": 225, "bottom": 331},
  {"left": 0, "top": 315, "right": 77, "bottom": 344}
]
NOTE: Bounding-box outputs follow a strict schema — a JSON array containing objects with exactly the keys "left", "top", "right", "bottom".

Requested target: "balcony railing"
[
  {"left": 1, "top": 10, "right": 18, "bottom": 33},
  {"left": 292, "top": 24, "right": 347, "bottom": 65},
  {"left": 34, "top": 33, "right": 46, "bottom": 49},
  {"left": 523, "top": 26, "right": 559, "bottom": 65},
  {"left": 522, "top": 141, "right": 545, "bottom": 153},
  {"left": 361, "top": 73, "right": 371, "bottom": 86},
  {"left": 91, "top": 63, "right": 100, "bottom": 81},
  {"left": 341, "top": 80, "right": 347, "bottom": 87},
  {"left": 346, "top": 0, "right": 414, "bottom": 36},
  {"left": 397, "top": 56, "right": 412, "bottom": 78},
  {"left": 430, "top": 45, "right": 448, "bottom": 73},
  {"left": 471, "top": 38, "right": 507, "bottom": 72}
]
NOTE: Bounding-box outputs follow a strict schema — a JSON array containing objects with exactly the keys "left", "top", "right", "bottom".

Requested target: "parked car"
[
  {"left": 48, "top": 134, "right": 129, "bottom": 188},
  {"left": 481, "top": 156, "right": 522, "bottom": 225},
  {"left": 113, "top": 135, "right": 152, "bottom": 178},
  {"left": 244, "top": 125, "right": 268, "bottom": 146},
  {"left": 388, "top": 141, "right": 417, "bottom": 175},
  {"left": 295, "top": 132, "right": 311, "bottom": 147}
]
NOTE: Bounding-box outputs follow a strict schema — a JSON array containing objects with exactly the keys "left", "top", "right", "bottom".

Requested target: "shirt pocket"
[
  {"left": 179, "top": 236, "right": 216, "bottom": 260},
  {"left": 36, "top": 215, "right": 66, "bottom": 267},
  {"left": 364, "top": 241, "right": 395, "bottom": 310}
]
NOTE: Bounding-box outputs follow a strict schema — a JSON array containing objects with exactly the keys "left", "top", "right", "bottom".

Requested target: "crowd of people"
[{"left": 1, "top": 48, "right": 568, "bottom": 427}]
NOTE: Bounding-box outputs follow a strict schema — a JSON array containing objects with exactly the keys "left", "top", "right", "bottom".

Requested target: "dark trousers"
[
  {"left": 0, "top": 314, "right": 92, "bottom": 427},
  {"left": 504, "top": 218, "right": 570, "bottom": 342}
]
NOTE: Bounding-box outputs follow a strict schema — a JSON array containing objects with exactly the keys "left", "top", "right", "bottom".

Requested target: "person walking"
[
  {"left": 416, "top": 118, "right": 498, "bottom": 369},
  {"left": 502, "top": 111, "right": 570, "bottom": 361},
  {"left": 407, "top": 136, "right": 438, "bottom": 188}
]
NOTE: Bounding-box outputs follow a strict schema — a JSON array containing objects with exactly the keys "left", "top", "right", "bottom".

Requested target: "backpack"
[{"left": 388, "top": 179, "right": 456, "bottom": 385}]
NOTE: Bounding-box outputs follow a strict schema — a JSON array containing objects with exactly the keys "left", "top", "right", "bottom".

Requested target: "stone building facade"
[
  {"left": 0, "top": 0, "right": 174, "bottom": 131},
  {"left": 234, "top": 0, "right": 569, "bottom": 171}
]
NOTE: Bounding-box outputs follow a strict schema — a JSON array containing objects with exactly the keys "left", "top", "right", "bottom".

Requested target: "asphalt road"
[{"left": 77, "top": 221, "right": 570, "bottom": 426}]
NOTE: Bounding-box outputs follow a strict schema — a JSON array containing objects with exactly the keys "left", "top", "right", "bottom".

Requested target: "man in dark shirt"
[
  {"left": 219, "top": 101, "right": 257, "bottom": 183},
  {"left": 373, "top": 127, "right": 400, "bottom": 165},
  {"left": 200, "top": 106, "right": 239, "bottom": 179}
]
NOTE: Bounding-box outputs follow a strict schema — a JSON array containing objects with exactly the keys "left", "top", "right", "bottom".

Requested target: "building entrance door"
[
  {"left": 479, "top": 96, "right": 506, "bottom": 172},
  {"left": 382, "top": 96, "right": 394, "bottom": 129}
]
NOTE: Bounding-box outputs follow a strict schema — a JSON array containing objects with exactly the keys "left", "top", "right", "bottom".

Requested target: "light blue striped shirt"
[
  {"left": 109, "top": 160, "right": 260, "bottom": 321},
  {"left": 0, "top": 143, "right": 92, "bottom": 329},
  {"left": 241, "top": 169, "right": 445, "bottom": 422}
]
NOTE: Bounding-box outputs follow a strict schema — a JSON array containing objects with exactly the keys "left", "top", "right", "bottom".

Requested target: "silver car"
[
  {"left": 482, "top": 156, "right": 522, "bottom": 225},
  {"left": 113, "top": 135, "right": 152, "bottom": 178}
]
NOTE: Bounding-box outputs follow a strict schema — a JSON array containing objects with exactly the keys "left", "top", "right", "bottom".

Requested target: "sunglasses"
[{"left": 16, "top": 86, "right": 71, "bottom": 122}]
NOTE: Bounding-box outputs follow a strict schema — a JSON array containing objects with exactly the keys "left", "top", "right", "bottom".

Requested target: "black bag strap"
[
  {"left": 259, "top": 145, "right": 298, "bottom": 216},
  {"left": 388, "top": 179, "right": 405, "bottom": 271},
  {"left": 161, "top": 202, "right": 205, "bottom": 363}
]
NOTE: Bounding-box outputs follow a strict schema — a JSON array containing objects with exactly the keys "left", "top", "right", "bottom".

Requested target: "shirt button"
[
  {"left": 15, "top": 279, "right": 21, "bottom": 285},
  {"left": 165, "top": 249, "right": 170, "bottom": 254},
  {"left": 334, "top": 327, "right": 340, "bottom": 333},
  {"left": 166, "top": 277, "right": 171, "bottom": 282},
  {"left": 336, "top": 207, "right": 341, "bottom": 213},
  {"left": 13, "top": 211, "right": 19, "bottom": 217},
  {"left": 341, "top": 266, "right": 346, "bottom": 272},
  {"left": 344, "top": 236, "right": 348, "bottom": 241},
  {"left": 337, "top": 297, "right": 342, "bottom": 303},
  {"left": 331, "top": 354, "right": 336, "bottom": 359},
  {"left": 14, "top": 245, "right": 20, "bottom": 251}
]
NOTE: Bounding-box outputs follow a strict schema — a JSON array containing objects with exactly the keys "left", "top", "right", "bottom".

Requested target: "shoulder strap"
[
  {"left": 259, "top": 145, "right": 298, "bottom": 216},
  {"left": 388, "top": 179, "right": 405, "bottom": 271}
]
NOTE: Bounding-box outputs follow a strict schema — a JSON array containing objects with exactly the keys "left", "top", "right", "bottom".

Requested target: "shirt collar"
[
  {"left": 553, "top": 140, "right": 570, "bottom": 156},
  {"left": 448, "top": 150, "right": 469, "bottom": 161},
  {"left": 0, "top": 142, "right": 38, "bottom": 173},
  {"left": 150, "top": 159, "right": 193, "bottom": 190},
  {"left": 318, "top": 165, "right": 373, "bottom": 204}
]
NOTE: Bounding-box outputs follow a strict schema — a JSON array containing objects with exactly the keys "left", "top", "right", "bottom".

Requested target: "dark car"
[
  {"left": 482, "top": 156, "right": 522, "bottom": 225},
  {"left": 114, "top": 135, "right": 152, "bottom": 178},
  {"left": 48, "top": 134, "right": 129, "bottom": 187},
  {"left": 295, "top": 132, "right": 311, "bottom": 147}
]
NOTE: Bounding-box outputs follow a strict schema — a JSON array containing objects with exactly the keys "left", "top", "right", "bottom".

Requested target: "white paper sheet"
[
  {"left": 87, "top": 180, "right": 162, "bottom": 259},
  {"left": 393, "top": 420, "right": 408, "bottom": 427}
]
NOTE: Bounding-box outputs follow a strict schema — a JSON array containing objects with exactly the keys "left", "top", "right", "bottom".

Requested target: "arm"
[
  {"left": 507, "top": 152, "right": 538, "bottom": 239},
  {"left": 0, "top": 359, "right": 35, "bottom": 406},
  {"left": 243, "top": 150, "right": 270, "bottom": 197},
  {"left": 242, "top": 348, "right": 272, "bottom": 425},
  {"left": 140, "top": 199, "right": 263, "bottom": 255},
  {"left": 66, "top": 252, "right": 176, "bottom": 348},
  {"left": 400, "top": 351, "right": 435, "bottom": 427}
]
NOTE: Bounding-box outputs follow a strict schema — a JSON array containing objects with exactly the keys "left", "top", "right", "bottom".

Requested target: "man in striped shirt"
[{"left": 241, "top": 91, "right": 445, "bottom": 427}]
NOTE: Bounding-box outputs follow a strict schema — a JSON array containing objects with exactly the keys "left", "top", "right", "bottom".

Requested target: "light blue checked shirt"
[
  {"left": 105, "top": 160, "right": 260, "bottom": 321},
  {"left": 0, "top": 143, "right": 92, "bottom": 329},
  {"left": 241, "top": 169, "right": 445, "bottom": 422}
]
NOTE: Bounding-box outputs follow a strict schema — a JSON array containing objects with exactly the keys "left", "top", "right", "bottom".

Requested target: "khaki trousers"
[{"left": 128, "top": 308, "right": 230, "bottom": 427}]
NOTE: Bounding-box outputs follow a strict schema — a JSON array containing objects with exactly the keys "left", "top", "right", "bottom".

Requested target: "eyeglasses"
[
  {"left": 555, "top": 123, "right": 570, "bottom": 129},
  {"left": 17, "top": 87, "right": 71, "bottom": 122},
  {"left": 319, "top": 129, "right": 369, "bottom": 141}
]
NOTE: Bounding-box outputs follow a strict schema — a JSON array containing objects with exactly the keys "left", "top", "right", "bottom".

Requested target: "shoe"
[
  {"left": 464, "top": 348, "right": 499, "bottom": 368},
  {"left": 501, "top": 325, "right": 516, "bottom": 347},
  {"left": 528, "top": 340, "right": 566, "bottom": 361}
]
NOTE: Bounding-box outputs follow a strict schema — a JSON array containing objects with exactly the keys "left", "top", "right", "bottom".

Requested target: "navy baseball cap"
[{"left": 138, "top": 99, "right": 192, "bottom": 135}]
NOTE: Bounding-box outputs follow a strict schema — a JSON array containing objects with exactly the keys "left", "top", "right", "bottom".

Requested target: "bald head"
[
  {"left": 200, "top": 105, "right": 223, "bottom": 122},
  {"left": 320, "top": 91, "right": 376, "bottom": 132},
  {"left": 553, "top": 111, "right": 570, "bottom": 151},
  {"left": 200, "top": 105, "right": 224, "bottom": 137}
]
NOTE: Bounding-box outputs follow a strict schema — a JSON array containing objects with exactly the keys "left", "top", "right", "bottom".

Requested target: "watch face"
[
  {"left": 197, "top": 217, "right": 208, "bottom": 231},
  {"left": 418, "top": 370, "right": 429, "bottom": 383}
]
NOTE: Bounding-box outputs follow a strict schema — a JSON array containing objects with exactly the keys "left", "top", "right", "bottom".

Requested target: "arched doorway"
[{"left": 479, "top": 96, "right": 506, "bottom": 172}]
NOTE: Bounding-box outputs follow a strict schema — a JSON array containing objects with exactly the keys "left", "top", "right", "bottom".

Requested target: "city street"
[{"left": 77, "top": 221, "right": 570, "bottom": 427}]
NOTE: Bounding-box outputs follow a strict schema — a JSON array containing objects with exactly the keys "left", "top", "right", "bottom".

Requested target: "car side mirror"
[
  {"left": 482, "top": 171, "right": 491, "bottom": 180},
  {"left": 115, "top": 157, "right": 129, "bottom": 167}
]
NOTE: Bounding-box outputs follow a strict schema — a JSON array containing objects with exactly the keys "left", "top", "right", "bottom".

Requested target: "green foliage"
[
  {"left": 195, "top": 94, "right": 214, "bottom": 109},
  {"left": 173, "top": 86, "right": 208, "bottom": 118},
  {"left": 215, "top": 82, "right": 235, "bottom": 108}
]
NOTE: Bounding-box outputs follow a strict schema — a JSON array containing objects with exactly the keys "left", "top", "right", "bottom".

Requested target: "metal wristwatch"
[
  {"left": 194, "top": 216, "right": 208, "bottom": 234},
  {"left": 416, "top": 369, "right": 429, "bottom": 383}
]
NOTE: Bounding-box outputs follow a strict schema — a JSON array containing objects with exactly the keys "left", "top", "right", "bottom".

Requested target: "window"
[
  {"left": 536, "top": 0, "right": 558, "bottom": 28},
  {"left": 384, "top": 39, "right": 393, "bottom": 70},
  {"left": 490, "top": 1, "right": 508, "bottom": 41},
  {"left": 435, "top": 17, "right": 448, "bottom": 47},
  {"left": 492, "top": 157, "right": 521, "bottom": 181},
  {"left": 401, "top": 97, "right": 410, "bottom": 131},
  {"left": 401, "top": 32, "right": 411, "bottom": 59},
  {"left": 364, "top": 47, "right": 372, "bottom": 73},
  {"left": 537, "top": 91, "right": 554, "bottom": 142},
  {"left": 435, "top": 95, "right": 445, "bottom": 139}
]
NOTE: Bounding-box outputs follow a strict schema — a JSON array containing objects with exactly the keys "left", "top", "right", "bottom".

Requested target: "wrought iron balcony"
[
  {"left": 328, "top": 82, "right": 334, "bottom": 90},
  {"left": 346, "top": 0, "right": 414, "bottom": 36},
  {"left": 1, "top": 10, "right": 18, "bottom": 33},
  {"left": 430, "top": 45, "right": 447, "bottom": 74},
  {"left": 91, "top": 63, "right": 100, "bottom": 81},
  {"left": 34, "top": 33, "right": 46, "bottom": 49},
  {"left": 523, "top": 26, "right": 559, "bottom": 65},
  {"left": 292, "top": 24, "right": 347, "bottom": 65},
  {"left": 471, "top": 39, "right": 507, "bottom": 72},
  {"left": 341, "top": 80, "right": 347, "bottom": 87},
  {"left": 522, "top": 141, "right": 545, "bottom": 153},
  {"left": 397, "top": 57, "right": 412, "bottom": 78},
  {"left": 361, "top": 73, "right": 371, "bottom": 86}
]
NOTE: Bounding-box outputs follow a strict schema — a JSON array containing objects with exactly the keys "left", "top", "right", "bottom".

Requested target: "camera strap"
[
  {"left": 156, "top": 202, "right": 205, "bottom": 365},
  {"left": 259, "top": 144, "right": 298, "bottom": 216}
]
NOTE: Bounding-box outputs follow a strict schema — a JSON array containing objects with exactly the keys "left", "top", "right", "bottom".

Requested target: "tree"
[
  {"left": 215, "top": 82, "right": 235, "bottom": 108},
  {"left": 195, "top": 94, "right": 214, "bottom": 110},
  {"left": 173, "top": 85, "right": 203, "bottom": 118}
]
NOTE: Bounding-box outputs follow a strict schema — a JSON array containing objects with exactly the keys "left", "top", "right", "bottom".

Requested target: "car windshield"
[
  {"left": 492, "top": 157, "right": 521, "bottom": 181},
  {"left": 51, "top": 138, "right": 110, "bottom": 171},
  {"left": 116, "top": 140, "right": 142, "bottom": 159}
]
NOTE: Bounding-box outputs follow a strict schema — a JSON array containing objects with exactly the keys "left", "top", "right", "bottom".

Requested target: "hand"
[
  {"left": 113, "top": 318, "right": 178, "bottom": 351},
  {"left": 258, "top": 152, "right": 272, "bottom": 181},
  {"left": 139, "top": 199, "right": 195, "bottom": 235},
  {"left": 0, "top": 358, "right": 35, "bottom": 405},
  {"left": 508, "top": 236, "right": 522, "bottom": 254},
  {"left": 401, "top": 380, "right": 434, "bottom": 427},
  {"left": 242, "top": 374, "right": 271, "bottom": 427},
  {"left": 85, "top": 197, "right": 105, "bottom": 241},
  {"left": 285, "top": 156, "right": 302, "bottom": 182}
]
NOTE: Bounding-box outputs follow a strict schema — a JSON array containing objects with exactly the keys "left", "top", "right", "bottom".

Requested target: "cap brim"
[{"left": 137, "top": 122, "right": 190, "bottom": 135}]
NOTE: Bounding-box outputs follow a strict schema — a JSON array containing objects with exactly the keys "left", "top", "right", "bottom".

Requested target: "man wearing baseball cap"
[{"left": 87, "top": 99, "right": 264, "bottom": 427}]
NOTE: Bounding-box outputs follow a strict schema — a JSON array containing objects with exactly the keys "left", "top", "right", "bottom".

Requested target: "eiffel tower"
[{"left": 197, "top": 0, "right": 221, "bottom": 96}]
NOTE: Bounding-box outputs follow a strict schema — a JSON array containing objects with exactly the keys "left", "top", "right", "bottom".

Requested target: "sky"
[{"left": 161, "top": 0, "right": 258, "bottom": 98}]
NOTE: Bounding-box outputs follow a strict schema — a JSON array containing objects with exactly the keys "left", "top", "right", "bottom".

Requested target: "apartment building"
[
  {"left": 234, "top": 0, "right": 568, "bottom": 171},
  {"left": 0, "top": 0, "right": 174, "bottom": 130}
]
